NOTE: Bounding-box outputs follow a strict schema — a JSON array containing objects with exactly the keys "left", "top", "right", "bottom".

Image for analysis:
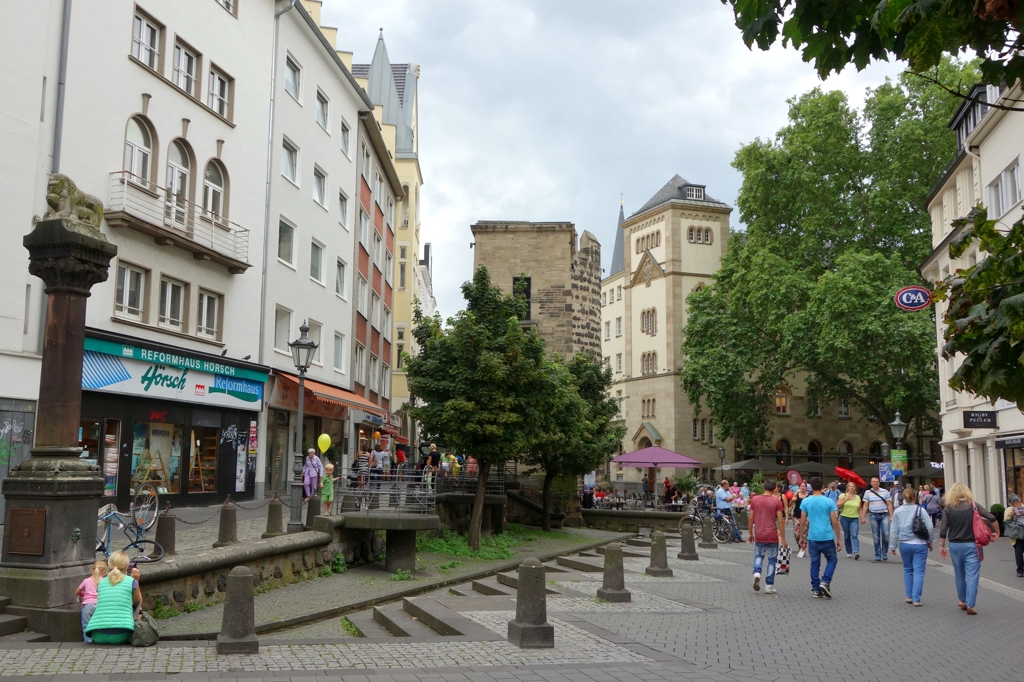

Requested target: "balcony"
[{"left": 106, "top": 171, "right": 250, "bottom": 273}]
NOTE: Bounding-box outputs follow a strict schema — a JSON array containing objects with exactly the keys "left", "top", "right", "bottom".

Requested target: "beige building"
[
  {"left": 920, "top": 82, "right": 1024, "bottom": 508},
  {"left": 470, "top": 221, "right": 601, "bottom": 358}
]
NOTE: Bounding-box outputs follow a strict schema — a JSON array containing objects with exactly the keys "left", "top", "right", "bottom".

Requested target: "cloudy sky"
[{"left": 320, "top": 0, "right": 905, "bottom": 318}]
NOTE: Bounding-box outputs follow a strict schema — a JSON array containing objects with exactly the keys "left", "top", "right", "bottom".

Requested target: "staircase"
[
  {"left": 336, "top": 596, "right": 503, "bottom": 642},
  {"left": 0, "top": 597, "right": 49, "bottom": 643}
]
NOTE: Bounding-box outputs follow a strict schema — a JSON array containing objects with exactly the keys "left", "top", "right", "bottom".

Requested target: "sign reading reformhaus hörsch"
[{"left": 84, "top": 337, "right": 269, "bottom": 383}]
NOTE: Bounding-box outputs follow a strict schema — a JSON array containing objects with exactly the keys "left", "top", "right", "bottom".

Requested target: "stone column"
[
  {"left": 645, "top": 531, "right": 672, "bottom": 577},
  {"left": 596, "top": 542, "right": 630, "bottom": 602},
  {"left": 0, "top": 179, "right": 116, "bottom": 625},
  {"left": 507, "top": 557, "right": 554, "bottom": 648}
]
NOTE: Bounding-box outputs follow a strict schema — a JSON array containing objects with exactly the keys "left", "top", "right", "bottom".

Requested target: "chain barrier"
[{"left": 174, "top": 510, "right": 219, "bottom": 526}]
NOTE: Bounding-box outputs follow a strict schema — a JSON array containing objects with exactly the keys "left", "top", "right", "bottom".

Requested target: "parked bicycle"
[
  {"left": 96, "top": 483, "right": 164, "bottom": 563},
  {"left": 678, "top": 505, "right": 733, "bottom": 543}
]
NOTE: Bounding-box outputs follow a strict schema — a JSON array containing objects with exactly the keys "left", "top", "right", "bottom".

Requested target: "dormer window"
[{"left": 685, "top": 186, "right": 704, "bottom": 200}]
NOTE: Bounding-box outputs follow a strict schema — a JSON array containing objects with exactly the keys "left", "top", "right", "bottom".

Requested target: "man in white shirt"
[{"left": 860, "top": 477, "right": 893, "bottom": 561}]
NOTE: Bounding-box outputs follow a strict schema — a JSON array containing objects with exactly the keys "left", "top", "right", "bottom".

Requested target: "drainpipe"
[
  {"left": 258, "top": 0, "right": 298, "bottom": 365},
  {"left": 966, "top": 145, "right": 981, "bottom": 207},
  {"left": 50, "top": 0, "right": 72, "bottom": 173}
]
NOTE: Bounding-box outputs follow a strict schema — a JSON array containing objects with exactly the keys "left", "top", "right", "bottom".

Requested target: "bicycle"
[
  {"left": 679, "top": 504, "right": 714, "bottom": 539},
  {"left": 96, "top": 483, "right": 164, "bottom": 563}
]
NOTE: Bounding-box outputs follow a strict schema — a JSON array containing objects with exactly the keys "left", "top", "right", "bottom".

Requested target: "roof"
[
  {"left": 351, "top": 33, "right": 417, "bottom": 155},
  {"left": 351, "top": 63, "right": 408, "bottom": 104},
  {"left": 632, "top": 174, "right": 727, "bottom": 217},
  {"left": 608, "top": 203, "right": 625, "bottom": 275}
]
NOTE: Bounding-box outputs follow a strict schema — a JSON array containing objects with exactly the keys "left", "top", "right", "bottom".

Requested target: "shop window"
[
  {"left": 131, "top": 421, "right": 183, "bottom": 494},
  {"left": 189, "top": 426, "right": 219, "bottom": 492}
]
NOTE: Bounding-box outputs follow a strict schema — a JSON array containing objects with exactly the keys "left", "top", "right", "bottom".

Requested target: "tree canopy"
[{"left": 722, "top": 0, "right": 1024, "bottom": 86}]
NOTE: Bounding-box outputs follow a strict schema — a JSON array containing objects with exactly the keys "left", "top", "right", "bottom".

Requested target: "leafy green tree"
[
  {"left": 406, "top": 267, "right": 549, "bottom": 550},
  {"left": 722, "top": 0, "right": 1023, "bottom": 85},
  {"left": 937, "top": 207, "right": 1024, "bottom": 405}
]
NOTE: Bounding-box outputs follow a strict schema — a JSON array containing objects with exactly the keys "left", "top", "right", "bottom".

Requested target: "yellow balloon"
[
  {"left": 373, "top": 431, "right": 381, "bottom": 441},
  {"left": 317, "top": 433, "right": 332, "bottom": 454}
]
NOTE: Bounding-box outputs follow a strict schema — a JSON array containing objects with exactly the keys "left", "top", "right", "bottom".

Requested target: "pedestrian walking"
[
  {"left": 860, "top": 477, "right": 893, "bottom": 561},
  {"left": 800, "top": 476, "right": 842, "bottom": 598},
  {"left": 938, "top": 482, "right": 999, "bottom": 615},
  {"left": 302, "top": 448, "right": 323, "bottom": 500},
  {"left": 379, "top": 446, "right": 391, "bottom": 482},
  {"left": 749, "top": 478, "right": 788, "bottom": 595},
  {"left": 1003, "top": 494, "right": 1024, "bottom": 577},
  {"left": 888, "top": 487, "right": 934, "bottom": 606},
  {"left": 923, "top": 484, "right": 943, "bottom": 526},
  {"left": 355, "top": 445, "right": 370, "bottom": 490},
  {"left": 825, "top": 482, "right": 840, "bottom": 504},
  {"left": 641, "top": 474, "right": 649, "bottom": 496},
  {"left": 715, "top": 479, "right": 743, "bottom": 542},
  {"left": 771, "top": 482, "right": 791, "bottom": 575},
  {"left": 837, "top": 482, "right": 862, "bottom": 559},
  {"left": 792, "top": 482, "right": 809, "bottom": 556}
]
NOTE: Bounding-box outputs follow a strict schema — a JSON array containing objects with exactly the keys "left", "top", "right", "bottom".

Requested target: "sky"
[{"left": 320, "top": 0, "right": 907, "bottom": 318}]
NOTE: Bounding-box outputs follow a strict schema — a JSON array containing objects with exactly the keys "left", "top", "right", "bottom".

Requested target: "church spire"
[{"left": 609, "top": 197, "right": 625, "bottom": 276}]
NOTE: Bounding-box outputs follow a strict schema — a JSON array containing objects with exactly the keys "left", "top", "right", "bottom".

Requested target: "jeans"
[
  {"left": 899, "top": 542, "right": 928, "bottom": 602},
  {"left": 1015, "top": 540, "right": 1024, "bottom": 575},
  {"left": 868, "top": 512, "right": 890, "bottom": 559},
  {"left": 719, "top": 508, "right": 742, "bottom": 541},
  {"left": 807, "top": 539, "right": 838, "bottom": 591},
  {"left": 753, "top": 542, "right": 779, "bottom": 585},
  {"left": 80, "top": 603, "right": 97, "bottom": 643},
  {"left": 839, "top": 516, "right": 860, "bottom": 554},
  {"left": 948, "top": 542, "right": 981, "bottom": 608}
]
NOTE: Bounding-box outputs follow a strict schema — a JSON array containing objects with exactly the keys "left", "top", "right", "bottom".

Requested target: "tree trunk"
[
  {"left": 468, "top": 460, "right": 490, "bottom": 551},
  {"left": 542, "top": 471, "right": 554, "bottom": 532}
]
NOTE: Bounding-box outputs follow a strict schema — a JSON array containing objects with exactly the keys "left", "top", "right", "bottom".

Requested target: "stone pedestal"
[
  {"left": 213, "top": 497, "right": 238, "bottom": 548},
  {"left": 156, "top": 507, "right": 176, "bottom": 555},
  {"left": 217, "top": 566, "right": 258, "bottom": 654},
  {"left": 645, "top": 531, "right": 673, "bottom": 577},
  {"left": 596, "top": 542, "right": 631, "bottom": 602},
  {"left": 677, "top": 523, "right": 699, "bottom": 561},
  {"left": 735, "top": 507, "right": 749, "bottom": 530},
  {"left": 303, "top": 494, "right": 322, "bottom": 530},
  {"left": 262, "top": 494, "right": 284, "bottom": 538},
  {"left": 507, "top": 557, "right": 554, "bottom": 648},
  {"left": 697, "top": 517, "right": 718, "bottom": 549},
  {"left": 384, "top": 529, "right": 416, "bottom": 573}
]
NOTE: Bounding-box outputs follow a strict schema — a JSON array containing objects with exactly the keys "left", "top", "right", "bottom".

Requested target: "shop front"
[
  {"left": 997, "top": 434, "right": 1024, "bottom": 502},
  {"left": 78, "top": 330, "right": 270, "bottom": 509}
]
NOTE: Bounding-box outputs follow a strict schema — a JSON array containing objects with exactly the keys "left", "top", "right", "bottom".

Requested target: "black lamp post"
[
  {"left": 890, "top": 411, "right": 908, "bottom": 483},
  {"left": 287, "top": 321, "right": 318, "bottom": 533},
  {"left": 718, "top": 447, "right": 725, "bottom": 482}
]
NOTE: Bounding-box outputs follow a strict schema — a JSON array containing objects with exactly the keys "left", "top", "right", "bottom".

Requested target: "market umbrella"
[
  {"left": 853, "top": 463, "right": 880, "bottom": 480},
  {"left": 834, "top": 466, "right": 867, "bottom": 489},
  {"left": 792, "top": 461, "right": 828, "bottom": 474},
  {"left": 612, "top": 446, "right": 701, "bottom": 468},
  {"left": 902, "top": 466, "right": 947, "bottom": 479},
  {"left": 713, "top": 458, "right": 787, "bottom": 472}
]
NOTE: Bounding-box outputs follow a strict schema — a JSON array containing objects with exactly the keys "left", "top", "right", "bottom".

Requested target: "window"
[
  {"left": 172, "top": 44, "right": 196, "bottom": 95},
  {"left": 838, "top": 398, "right": 851, "bottom": 418},
  {"left": 604, "top": 356, "right": 611, "bottom": 368},
  {"left": 281, "top": 140, "right": 297, "bottom": 182},
  {"left": 688, "top": 227, "right": 695, "bottom": 243},
  {"left": 374, "top": 173, "right": 383, "bottom": 203},
  {"left": 356, "top": 276, "right": 368, "bottom": 316},
  {"left": 335, "top": 260, "right": 346, "bottom": 297},
  {"left": 513, "top": 276, "right": 532, "bottom": 319},
  {"left": 396, "top": 343, "right": 404, "bottom": 369},
  {"left": 641, "top": 352, "right": 658, "bottom": 375},
  {"left": 385, "top": 252, "right": 393, "bottom": 285},
  {"left": 399, "top": 262, "right": 406, "bottom": 289},
  {"left": 277, "top": 221, "right": 294, "bottom": 264},
  {"left": 340, "top": 121, "right": 350, "bottom": 155},
  {"left": 115, "top": 263, "right": 145, "bottom": 319},
  {"left": 373, "top": 233, "right": 383, "bottom": 270},
  {"left": 309, "top": 241, "right": 323, "bottom": 282},
  {"left": 215, "top": 0, "right": 234, "bottom": 12},
  {"left": 617, "top": 286, "right": 622, "bottom": 301},
  {"left": 124, "top": 116, "right": 153, "bottom": 185},
  {"left": 197, "top": 290, "right": 218, "bottom": 339},
  {"left": 315, "top": 90, "right": 329, "bottom": 129},
  {"left": 989, "top": 176, "right": 1004, "bottom": 217},
  {"left": 381, "top": 364, "right": 391, "bottom": 399},
  {"left": 807, "top": 388, "right": 821, "bottom": 417},
  {"left": 358, "top": 211, "right": 369, "bottom": 249},
  {"left": 990, "top": 158, "right": 1022, "bottom": 217},
  {"left": 775, "top": 388, "right": 789, "bottom": 415},
  {"left": 158, "top": 278, "right": 184, "bottom": 330},
  {"left": 164, "top": 140, "right": 190, "bottom": 227},
  {"left": 709, "top": 420, "right": 714, "bottom": 445},
  {"left": 616, "top": 317, "right": 622, "bottom": 336},
  {"left": 338, "top": 192, "right": 348, "bottom": 227},
  {"left": 202, "top": 162, "right": 225, "bottom": 220},
  {"left": 605, "top": 321, "right": 611, "bottom": 340},
  {"left": 616, "top": 353, "right": 622, "bottom": 373},
  {"left": 361, "top": 143, "right": 372, "bottom": 179},
  {"left": 284, "top": 58, "right": 300, "bottom": 99},
  {"left": 701, "top": 419, "right": 707, "bottom": 443},
  {"left": 705, "top": 228, "right": 713, "bottom": 245},
  {"left": 307, "top": 321, "right": 322, "bottom": 364},
  {"left": 685, "top": 186, "right": 704, "bottom": 200},
  {"left": 387, "top": 197, "right": 395, "bottom": 227},
  {"left": 602, "top": 292, "right": 607, "bottom": 306},
  {"left": 208, "top": 67, "right": 230, "bottom": 117},
  {"left": 354, "top": 344, "right": 365, "bottom": 385},
  {"left": 371, "top": 294, "right": 380, "bottom": 330},
  {"left": 696, "top": 229, "right": 703, "bottom": 244},
  {"left": 274, "top": 308, "right": 291, "bottom": 351},
  {"left": 692, "top": 418, "right": 699, "bottom": 440},
  {"left": 333, "top": 333, "right": 346, "bottom": 372},
  {"left": 369, "top": 355, "right": 379, "bottom": 392},
  {"left": 313, "top": 167, "right": 327, "bottom": 206},
  {"left": 383, "top": 307, "right": 392, "bottom": 340},
  {"left": 132, "top": 13, "right": 159, "bottom": 69}
]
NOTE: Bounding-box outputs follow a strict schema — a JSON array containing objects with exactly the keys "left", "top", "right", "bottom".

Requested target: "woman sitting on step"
[{"left": 85, "top": 551, "right": 141, "bottom": 644}]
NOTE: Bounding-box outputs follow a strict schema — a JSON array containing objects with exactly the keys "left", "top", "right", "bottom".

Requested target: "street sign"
[
  {"left": 891, "top": 450, "right": 907, "bottom": 475},
  {"left": 879, "top": 462, "right": 894, "bottom": 482},
  {"left": 894, "top": 286, "right": 932, "bottom": 311}
]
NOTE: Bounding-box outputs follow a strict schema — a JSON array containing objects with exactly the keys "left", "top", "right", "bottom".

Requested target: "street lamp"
[
  {"left": 890, "top": 411, "right": 907, "bottom": 484},
  {"left": 287, "top": 321, "right": 318, "bottom": 533},
  {"left": 718, "top": 447, "right": 725, "bottom": 481}
]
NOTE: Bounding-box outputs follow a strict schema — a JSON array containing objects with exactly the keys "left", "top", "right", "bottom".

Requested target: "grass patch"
[
  {"left": 438, "top": 560, "right": 463, "bottom": 573},
  {"left": 505, "top": 523, "right": 569, "bottom": 540},
  {"left": 182, "top": 601, "right": 204, "bottom": 613},
  {"left": 151, "top": 597, "right": 180, "bottom": 620},
  {"left": 416, "top": 529, "right": 543, "bottom": 561},
  {"left": 389, "top": 568, "right": 415, "bottom": 581},
  {"left": 340, "top": 617, "right": 361, "bottom": 637}
]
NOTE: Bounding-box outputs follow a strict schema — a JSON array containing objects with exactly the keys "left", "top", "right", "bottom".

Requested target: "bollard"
[
  {"left": 262, "top": 494, "right": 284, "bottom": 539},
  {"left": 303, "top": 493, "right": 322, "bottom": 531},
  {"left": 697, "top": 516, "right": 718, "bottom": 550},
  {"left": 216, "top": 566, "right": 258, "bottom": 654},
  {"left": 677, "top": 523, "right": 699, "bottom": 561},
  {"left": 507, "top": 557, "right": 554, "bottom": 648},
  {"left": 596, "top": 543, "right": 631, "bottom": 602},
  {"left": 155, "top": 504, "right": 176, "bottom": 556},
  {"left": 213, "top": 496, "right": 238, "bottom": 548},
  {"left": 645, "top": 531, "right": 673, "bottom": 577}
]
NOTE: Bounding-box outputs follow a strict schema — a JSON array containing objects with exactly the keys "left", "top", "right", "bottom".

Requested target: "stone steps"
[
  {"left": 0, "top": 595, "right": 49, "bottom": 644},
  {"left": 555, "top": 555, "right": 603, "bottom": 572},
  {"left": 373, "top": 603, "right": 446, "bottom": 640},
  {"left": 471, "top": 578, "right": 512, "bottom": 596},
  {"left": 495, "top": 572, "right": 559, "bottom": 594},
  {"left": 0, "top": 631, "right": 50, "bottom": 643},
  {"left": 596, "top": 545, "right": 648, "bottom": 558}
]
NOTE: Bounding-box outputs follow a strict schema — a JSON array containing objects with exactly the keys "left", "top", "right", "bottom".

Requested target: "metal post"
[{"left": 288, "top": 369, "right": 306, "bottom": 533}]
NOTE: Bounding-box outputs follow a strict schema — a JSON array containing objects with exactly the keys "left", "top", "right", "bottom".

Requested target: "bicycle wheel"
[
  {"left": 131, "top": 484, "right": 159, "bottom": 532},
  {"left": 679, "top": 515, "right": 703, "bottom": 539},
  {"left": 122, "top": 539, "right": 164, "bottom": 563}
]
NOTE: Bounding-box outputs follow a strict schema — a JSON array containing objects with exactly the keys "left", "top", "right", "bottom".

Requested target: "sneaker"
[
  {"left": 753, "top": 573, "right": 761, "bottom": 591},
  {"left": 820, "top": 582, "right": 832, "bottom": 599},
  {"left": 875, "top": 557, "right": 882, "bottom": 562},
  {"left": 765, "top": 584, "right": 776, "bottom": 594},
  {"left": 883, "top": 556, "right": 889, "bottom": 562},
  {"left": 846, "top": 553, "right": 852, "bottom": 558},
  {"left": 854, "top": 553, "right": 860, "bottom": 560},
  {"left": 811, "top": 590, "right": 823, "bottom": 598}
]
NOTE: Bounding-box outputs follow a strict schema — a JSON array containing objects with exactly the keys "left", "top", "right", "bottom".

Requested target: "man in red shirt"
[{"left": 749, "top": 479, "right": 788, "bottom": 594}]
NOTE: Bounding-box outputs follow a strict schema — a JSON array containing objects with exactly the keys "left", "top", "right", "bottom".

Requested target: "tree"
[
  {"left": 405, "top": 267, "right": 549, "bottom": 550},
  {"left": 722, "top": 0, "right": 1024, "bottom": 86},
  {"left": 937, "top": 207, "right": 1024, "bottom": 405}
]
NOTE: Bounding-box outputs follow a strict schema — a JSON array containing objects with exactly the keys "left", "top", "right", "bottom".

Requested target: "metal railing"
[
  {"left": 434, "top": 465, "right": 506, "bottom": 495},
  {"left": 335, "top": 468, "right": 435, "bottom": 514},
  {"left": 107, "top": 171, "right": 250, "bottom": 264}
]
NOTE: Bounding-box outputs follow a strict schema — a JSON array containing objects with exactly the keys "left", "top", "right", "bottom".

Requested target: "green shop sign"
[{"left": 84, "top": 337, "right": 269, "bottom": 383}]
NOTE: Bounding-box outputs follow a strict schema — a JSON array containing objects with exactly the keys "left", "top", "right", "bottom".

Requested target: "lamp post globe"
[{"left": 287, "top": 321, "right": 319, "bottom": 533}]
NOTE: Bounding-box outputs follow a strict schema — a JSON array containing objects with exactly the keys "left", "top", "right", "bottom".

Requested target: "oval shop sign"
[{"left": 894, "top": 285, "right": 932, "bottom": 311}]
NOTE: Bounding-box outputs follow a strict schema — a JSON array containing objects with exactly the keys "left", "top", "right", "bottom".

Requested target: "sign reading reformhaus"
[
  {"left": 963, "top": 411, "right": 997, "bottom": 429},
  {"left": 84, "top": 337, "right": 268, "bottom": 383}
]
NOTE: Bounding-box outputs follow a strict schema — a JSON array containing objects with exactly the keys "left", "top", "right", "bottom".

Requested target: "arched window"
[
  {"left": 775, "top": 387, "right": 790, "bottom": 415},
  {"left": 688, "top": 227, "right": 695, "bottom": 243},
  {"left": 695, "top": 228, "right": 703, "bottom": 244},
  {"left": 651, "top": 399, "right": 655, "bottom": 417},
  {"left": 808, "top": 440, "right": 822, "bottom": 462},
  {"left": 807, "top": 388, "right": 821, "bottom": 417},
  {"left": 700, "top": 419, "right": 707, "bottom": 443},
  {"left": 708, "top": 419, "right": 714, "bottom": 445},
  {"left": 692, "top": 418, "right": 699, "bottom": 440},
  {"left": 775, "top": 439, "right": 791, "bottom": 455},
  {"left": 656, "top": 230, "right": 661, "bottom": 247},
  {"left": 651, "top": 352, "right": 657, "bottom": 373},
  {"left": 165, "top": 140, "right": 191, "bottom": 227},
  {"left": 203, "top": 160, "right": 226, "bottom": 221},
  {"left": 124, "top": 116, "right": 153, "bottom": 185},
  {"left": 651, "top": 309, "right": 657, "bottom": 335},
  {"left": 636, "top": 238, "right": 640, "bottom": 253},
  {"left": 705, "top": 228, "right": 713, "bottom": 245}
]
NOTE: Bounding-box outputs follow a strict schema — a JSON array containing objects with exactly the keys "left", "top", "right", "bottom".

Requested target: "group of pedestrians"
[{"left": 747, "top": 477, "right": 1001, "bottom": 614}]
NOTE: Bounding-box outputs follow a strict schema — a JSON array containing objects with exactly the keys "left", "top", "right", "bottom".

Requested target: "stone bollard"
[
  {"left": 596, "top": 543, "right": 631, "bottom": 602},
  {"left": 507, "top": 557, "right": 554, "bottom": 648},
  {"left": 697, "top": 516, "right": 718, "bottom": 550},
  {"left": 645, "top": 531, "right": 673, "bottom": 577},
  {"left": 262, "top": 494, "right": 284, "bottom": 539},
  {"left": 677, "top": 523, "right": 699, "bottom": 561},
  {"left": 216, "top": 566, "right": 258, "bottom": 654},
  {"left": 303, "top": 494, "right": 322, "bottom": 531},
  {"left": 155, "top": 505, "right": 176, "bottom": 556},
  {"left": 213, "top": 496, "right": 238, "bottom": 548}
]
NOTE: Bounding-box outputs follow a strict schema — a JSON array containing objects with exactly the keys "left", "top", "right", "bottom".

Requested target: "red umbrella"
[{"left": 834, "top": 466, "right": 866, "bottom": 489}]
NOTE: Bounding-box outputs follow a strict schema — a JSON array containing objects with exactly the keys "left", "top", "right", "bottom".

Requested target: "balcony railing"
[{"left": 106, "top": 171, "right": 251, "bottom": 273}]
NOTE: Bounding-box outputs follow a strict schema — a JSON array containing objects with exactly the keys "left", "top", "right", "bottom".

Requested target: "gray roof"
[
  {"left": 608, "top": 203, "right": 625, "bottom": 275},
  {"left": 351, "top": 33, "right": 417, "bottom": 155},
  {"left": 633, "top": 174, "right": 723, "bottom": 216},
  {"left": 351, "top": 63, "right": 411, "bottom": 106}
]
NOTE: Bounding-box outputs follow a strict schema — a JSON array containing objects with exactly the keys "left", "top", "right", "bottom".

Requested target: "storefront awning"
[
  {"left": 272, "top": 371, "right": 386, "bottom": 417},
  {"left": 392, "top": 435, "right": 409, "bottom": 445}
]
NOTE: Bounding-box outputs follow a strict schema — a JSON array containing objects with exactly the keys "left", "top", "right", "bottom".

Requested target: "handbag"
[
  {"left": 130, "top": 611, "right": 160, "bottom": 647},
  {"left": 1005, "top": 517, "right": 1024, "bottom": 540},
  {"left": 972, "top": 503, "right": 995, "bottom": 547},
  {"left": 911, "top": 505, "right": 931, "bottom": 541},
  {"left": 777, "top": 544, "right": 791, "bottom": 575}
]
